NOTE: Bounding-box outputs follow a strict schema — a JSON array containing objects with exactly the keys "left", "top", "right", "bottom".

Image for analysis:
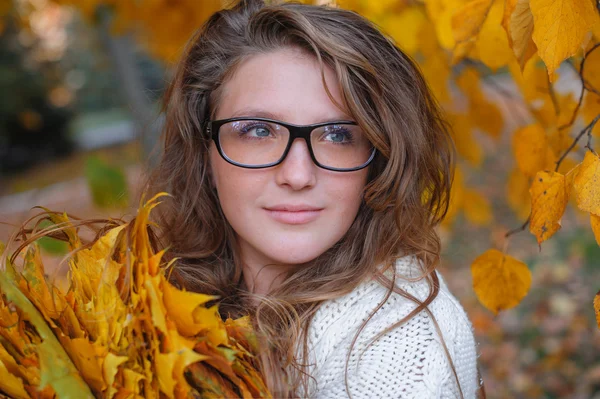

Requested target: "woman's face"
[{"left": 210, "top": 47, "right": 369, "bottom": 268}]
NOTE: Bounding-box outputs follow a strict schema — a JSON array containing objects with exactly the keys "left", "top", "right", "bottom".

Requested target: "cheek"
[
  {"left": 209, "top": 145, "right": 265, "bottom": 219},
  {"left": 325, "top": 170, "right": 369, "bottom": 226}
]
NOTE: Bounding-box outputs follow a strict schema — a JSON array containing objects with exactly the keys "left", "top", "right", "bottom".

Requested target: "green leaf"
[
  {"left": 84, "top": 156, "right": 129, "bottom": 209},
  {"left": 0, "top": 272, "right": 94, "bottom": 398},
  {"left": 36, "top": 220, "right": 69, "bottom": 256}
]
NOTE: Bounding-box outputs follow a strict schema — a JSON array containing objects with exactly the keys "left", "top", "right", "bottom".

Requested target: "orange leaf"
[
  {"left": 471, "top": 249, "right": 532, "bottom": 314},
  {"left": 451, "top": 0, "right": 493, "bottom": 43},
  {"left": 573, "top": 151, "right": 600, "bottom": 215},
  {"left": 162, "top": 278, "right": 220, "bottom": 337},
  {"left": 506, "top": 168, "right": 531, "bottom": 219},
  {"left": 503, "top": 0, "right": 537, "bottom": 69},
  {"left": 512, "top": 123, "right": 551, "bottom": 177},
  {"left": 0, "top": 360, "right": 30, "bottom": 399},
  {"left": 462, "top": 189, "right": 493, "bottom": 226},
  {"left": 529, "top": 171, "right": 568, "bottom": 244},
  {"left": 529, "top": 0, "right": 597, "bottom": 81}
]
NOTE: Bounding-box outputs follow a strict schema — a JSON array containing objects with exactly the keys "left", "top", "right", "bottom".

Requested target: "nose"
[{"left": 275, "top": 138, "right": 317, "bottom": 190}]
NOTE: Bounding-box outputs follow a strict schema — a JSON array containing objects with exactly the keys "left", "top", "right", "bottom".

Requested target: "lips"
[{"left": 264, "top": 204, "right": 324, "bottom": 225}]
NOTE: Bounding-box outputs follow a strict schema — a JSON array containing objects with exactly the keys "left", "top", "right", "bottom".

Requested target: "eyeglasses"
[{"left": 206, "top": 117, "right": 376, "bottom": 172}]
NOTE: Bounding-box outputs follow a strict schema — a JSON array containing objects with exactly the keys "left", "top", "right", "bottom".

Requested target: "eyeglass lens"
[{"left": 217, "top": 120, "right": 373, "bottom": 169}]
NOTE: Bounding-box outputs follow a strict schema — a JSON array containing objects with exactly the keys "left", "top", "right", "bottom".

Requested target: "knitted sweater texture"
[{"left": 299, "top": 255, "right": 480, "bottom": 398}]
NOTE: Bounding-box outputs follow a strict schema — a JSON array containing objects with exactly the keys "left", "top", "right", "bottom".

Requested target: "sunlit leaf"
[
  {"left": 471, "top": 249, "right": 532, "bottom": 314},
  {"left": 512, "top": 123, "right": 553, "bottom": 177},
  {"left": 462, "top": 189, "right": 493, "bottom": 226},
  {"left": 529, "top": 170, "right": 568, "bottom": 244},
  {"left": 529, "top": 0, "right": 597, "bottom": 81},
  {"left": 573, "top": 151, "right": 600, "bottom": 215}
]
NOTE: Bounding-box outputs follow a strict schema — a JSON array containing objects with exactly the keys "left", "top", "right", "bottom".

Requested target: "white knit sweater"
[{"left": 298, "top": 255, "right": 480, "bottom": 398}]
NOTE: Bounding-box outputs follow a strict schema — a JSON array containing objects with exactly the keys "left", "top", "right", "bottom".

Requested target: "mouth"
[{"left": 263, "top": 205, "right": 324, "bottom": 225}]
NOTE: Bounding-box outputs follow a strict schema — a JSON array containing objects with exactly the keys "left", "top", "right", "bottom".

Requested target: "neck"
[{"left": 242, "top": 262, "right": 289, "bottom": 297}]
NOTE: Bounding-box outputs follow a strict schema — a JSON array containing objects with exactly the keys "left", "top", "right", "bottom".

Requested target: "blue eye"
[
  {"left": 322, "top": 127, "right": 354, "bottom": 144},
  {"left": 239, "top": 123, "right": 273, "bottom": 138}
]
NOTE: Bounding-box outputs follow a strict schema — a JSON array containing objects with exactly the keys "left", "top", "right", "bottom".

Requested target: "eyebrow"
[{"left": 228, "top": 108, "right": 354, "bottom": 123}]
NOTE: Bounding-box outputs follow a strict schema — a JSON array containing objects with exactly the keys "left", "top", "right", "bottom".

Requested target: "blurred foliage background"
[{"left": 0, "top": 1, "right": 598, "bottom": 398}]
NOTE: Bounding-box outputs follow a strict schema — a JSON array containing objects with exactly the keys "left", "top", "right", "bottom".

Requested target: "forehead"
[{"left": 215, "top": 48, "right": 352, "bottom": 123}]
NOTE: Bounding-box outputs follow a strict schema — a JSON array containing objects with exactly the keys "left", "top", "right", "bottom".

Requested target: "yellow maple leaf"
[
  {"left": 512, "top": 123, "right": 553, "bottom": 176},
  {"left": 462, "top": 188, "right": 493, "bottom": 226},
  {"left": 471, "top": 249, "right": 532, "bottom": 314},
  {"left": 506, "top": 167, "right": 531, "bottom": 219},
  {"left": 591, "top": 213, "right": 600, "bottom": 246},
  {"left": 573, "top": 151, "right": 600, "bottom": 215},
  {"left": 503, "top": 0, "right": 537, "bottom": 69},
  {"left": 162, "top": 277, "right": 221, "bottom": 337},
  {"left": 529, "top": 170, "right": 568, "bottom": 244},
  {"left": 529, "top": 0, "right": 597, "bottom": 81},
  {"left": 0, "top": 360, "right": 29, "bottom": 399}
]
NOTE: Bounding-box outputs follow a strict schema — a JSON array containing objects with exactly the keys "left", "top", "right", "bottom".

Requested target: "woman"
[{"left": 143, "top": 0, "right": 481, "bottom": 397}]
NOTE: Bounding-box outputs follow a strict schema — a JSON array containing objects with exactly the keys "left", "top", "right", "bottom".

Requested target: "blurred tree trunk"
[{"left": 96, "top": 6, "right": 162, "bottom": 167}]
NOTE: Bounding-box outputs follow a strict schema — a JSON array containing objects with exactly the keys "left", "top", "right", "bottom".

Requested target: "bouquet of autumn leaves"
[{"left": 0, "top": 193, "right": 271, "bottom": 399}]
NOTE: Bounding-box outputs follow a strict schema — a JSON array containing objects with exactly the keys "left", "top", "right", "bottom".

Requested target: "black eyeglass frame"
[{"left": 206, "top": 117, "right": 377, "bottom": 172}]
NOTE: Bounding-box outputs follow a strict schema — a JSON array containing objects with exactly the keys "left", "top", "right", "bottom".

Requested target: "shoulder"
[{"left": 304, "top": 255, "right": 480, "bottom": 398}]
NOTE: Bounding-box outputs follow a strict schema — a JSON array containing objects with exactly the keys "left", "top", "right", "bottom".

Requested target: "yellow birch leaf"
[
  {"left": 425, "top": 0, "right": 467, "bottom": 49},
  {"left": 470, "top": 94, "right": 504, "bottom": 139},
  {"left": 462, "top": 189, "right": 493, "bottom": 226},
  {"left": 512, "top": 123, "right": 551, "bottom": 176},
  {"left": 505, "top": 0, "right": 537, "bottom": 69},
  {"left": 443, "top": 165, "right": 466, "bottom": 226},
  {"left": 529, "top": 170, "right": 568, "bottom": 244},
  {"left": 547, "top": 127, "right": 572, "bottom": 158},
  {"left": 467, "top": 0, "right": 514, "bottom": 71},
  {"left": 506, "top": 168, "right": 531, "bottom": 219},
  {"left": 591, "top": 213, "right": 600, "bottom": 246},
  {"left": 0, "top": 359, "right": 30, "bottom": 399},
  {"left": 529, "top": 0, "right": 597, "bottom": 82},
  {"left": 582, "top": 41, "right": 600, "bottom": 93},
  {"left": 384, "top": 7, "right": 427, "bottom": 56},
  {"left": 162, "top": 276, "right": 219, "bottom": 337},
  {"left": 573, "top": 151, "right": 600, "bottom": 215},
  {"left": 508, "top": 56, "right": 551, "bottom": 102},
  {"left": 448, "top": 113, "right": 483, "bottom": 166},
  {"left": 451, "top": 0, "right": 493, "bottom": 43},
  {"left": 582, "top": 92, "right": 600, "bottom": 137},
  {"left": 562, "top": 158, "right": 581, "bottom": 198},
  {"left": 418, "top": 20, "right": 452, "bottom": 103},
  {"left": 471, "top": 249, "right": 532, "bottom": 314},
  {"left": 595, "top": 290, "right": 600, "bottom": 329}
]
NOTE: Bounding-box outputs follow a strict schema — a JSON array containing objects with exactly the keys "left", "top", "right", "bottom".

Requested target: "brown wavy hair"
[{"left": 141, "top": 0, "right": 459, "bottom": 397}]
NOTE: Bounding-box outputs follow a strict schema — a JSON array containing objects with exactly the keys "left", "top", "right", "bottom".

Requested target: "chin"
[{"left": 267, "top": 245, "right": 327, "bottom": 265}]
